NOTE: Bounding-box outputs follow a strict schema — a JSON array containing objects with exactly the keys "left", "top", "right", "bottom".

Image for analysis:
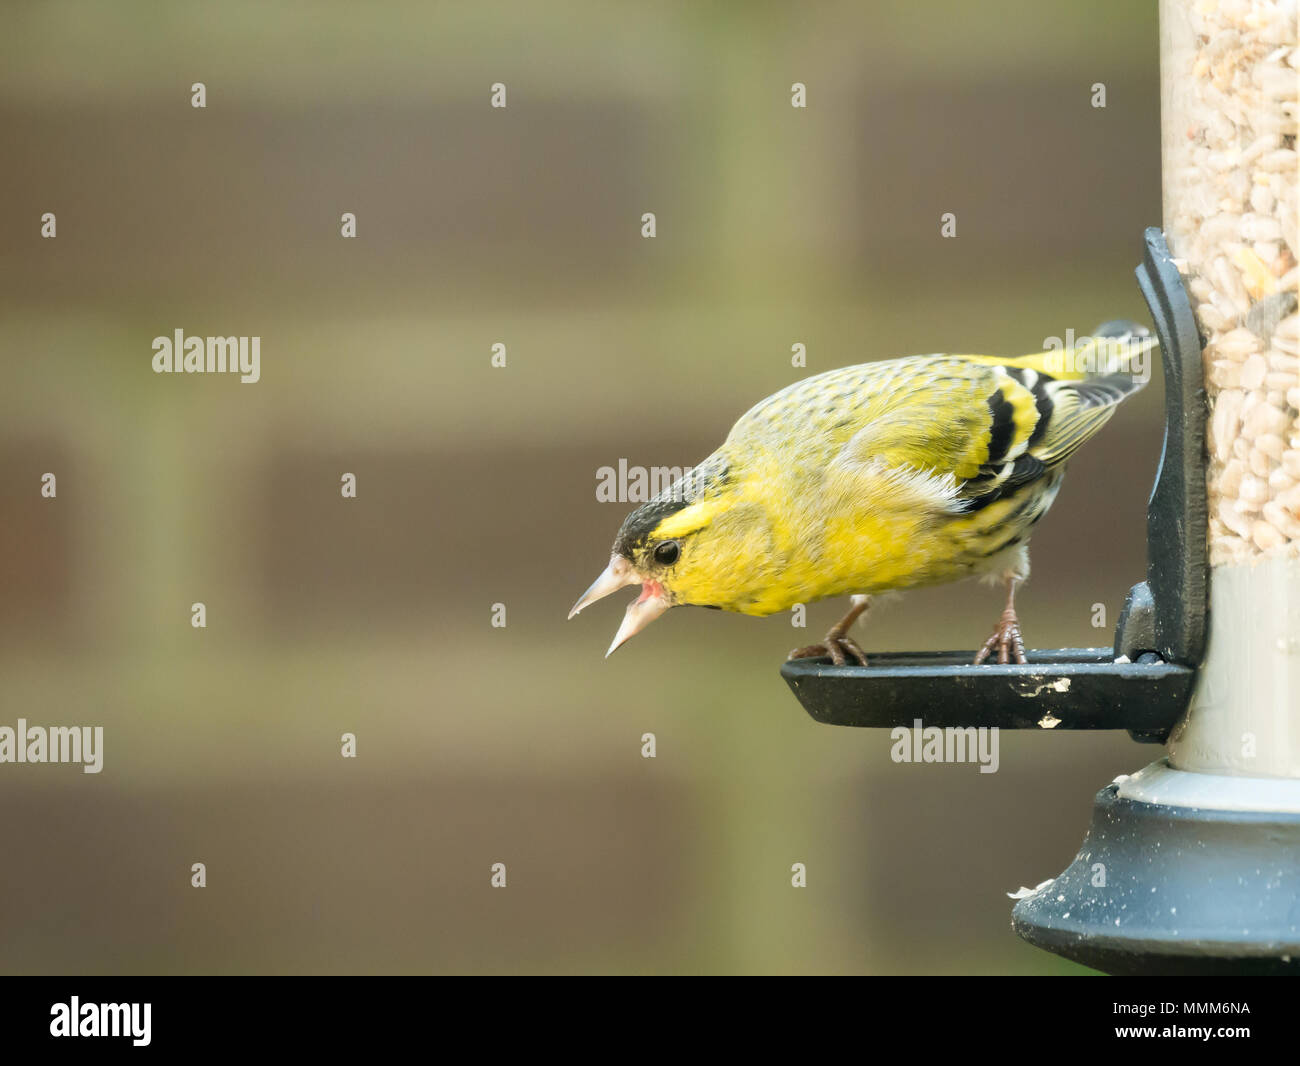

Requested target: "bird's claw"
[
  {"left": 788, "top": 635, "right": 868, "bottom": 667},
  {"left": 973, "top": 611, "right": 1027, "bottom": 665}
]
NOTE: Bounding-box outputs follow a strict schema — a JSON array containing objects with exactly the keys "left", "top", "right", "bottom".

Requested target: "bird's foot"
[
  {"left": 973, "top": 608, "right": 1027, "bottom": 665},
  {"left": 788, "top": 634, "right": 868, "bottom": 667}
]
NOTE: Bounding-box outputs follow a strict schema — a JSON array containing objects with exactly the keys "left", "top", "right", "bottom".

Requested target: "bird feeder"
[{"left": 784, "top": 0, "right": 1300, "bottom": 973}]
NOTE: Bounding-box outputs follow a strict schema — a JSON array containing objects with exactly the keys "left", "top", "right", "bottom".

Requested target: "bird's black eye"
[{"left": 653, "top": 540, "right": 680, "bottom": 566}]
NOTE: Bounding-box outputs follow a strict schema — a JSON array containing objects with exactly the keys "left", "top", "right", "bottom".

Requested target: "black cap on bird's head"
[
  {"left": 568, "top": 457, "right": 730, "bottom": 656},
  {"left": 612, "top": 497, "right": 691, "bottom": 560}
]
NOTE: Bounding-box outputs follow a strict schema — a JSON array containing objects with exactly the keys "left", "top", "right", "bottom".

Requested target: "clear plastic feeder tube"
[{"left": 1159, "top": 0, "right": 1299, "bottom": 779}]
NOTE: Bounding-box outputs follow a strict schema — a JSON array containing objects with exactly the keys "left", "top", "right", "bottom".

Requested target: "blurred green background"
[{"left": 1, "top": 0, "right": 1166, "bottom": 974}]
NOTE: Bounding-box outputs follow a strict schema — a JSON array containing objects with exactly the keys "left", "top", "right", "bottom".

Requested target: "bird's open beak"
[{"left": 568, "top": 554, "right": 671, "bottom": 657}]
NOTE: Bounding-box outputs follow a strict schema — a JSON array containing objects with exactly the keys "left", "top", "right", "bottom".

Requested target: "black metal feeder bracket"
[{"left": 781, "top": 228, "right": 1208, "bottom": 744}]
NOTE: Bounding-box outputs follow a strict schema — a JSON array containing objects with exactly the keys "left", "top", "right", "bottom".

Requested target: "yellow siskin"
[{"left": 569, "top": 322, "right": 1157, "bottom": 665}]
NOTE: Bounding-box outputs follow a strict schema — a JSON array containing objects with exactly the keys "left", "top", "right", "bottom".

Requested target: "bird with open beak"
[{"left": 569, "top": 325, "right": 1155, "bottom": 664}]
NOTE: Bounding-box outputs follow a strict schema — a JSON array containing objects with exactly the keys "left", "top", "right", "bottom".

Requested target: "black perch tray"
[
  {"left": 780, "top": 228, "right": 1208, "bottom": 744},
  {"left": 783, "top": 649, "right": 1194, "bottom": 740}
]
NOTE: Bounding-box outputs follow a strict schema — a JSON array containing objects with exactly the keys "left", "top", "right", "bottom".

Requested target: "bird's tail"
[{"left": 1010, "top": 319, "right": 1158, "bottom": 387}]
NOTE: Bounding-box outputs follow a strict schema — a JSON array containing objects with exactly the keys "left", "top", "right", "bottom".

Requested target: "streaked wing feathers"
[{"left": 825, "top": 353, "right": 1146, "bottom": 514}]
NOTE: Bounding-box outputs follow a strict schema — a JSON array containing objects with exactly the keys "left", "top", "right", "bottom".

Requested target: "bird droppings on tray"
[
  {"left": 1006, "top": 878, "right": 1055, "bottom": 900},
  {"left": 1020, "top": 677, "right": 1072, "bottom": 698}
]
